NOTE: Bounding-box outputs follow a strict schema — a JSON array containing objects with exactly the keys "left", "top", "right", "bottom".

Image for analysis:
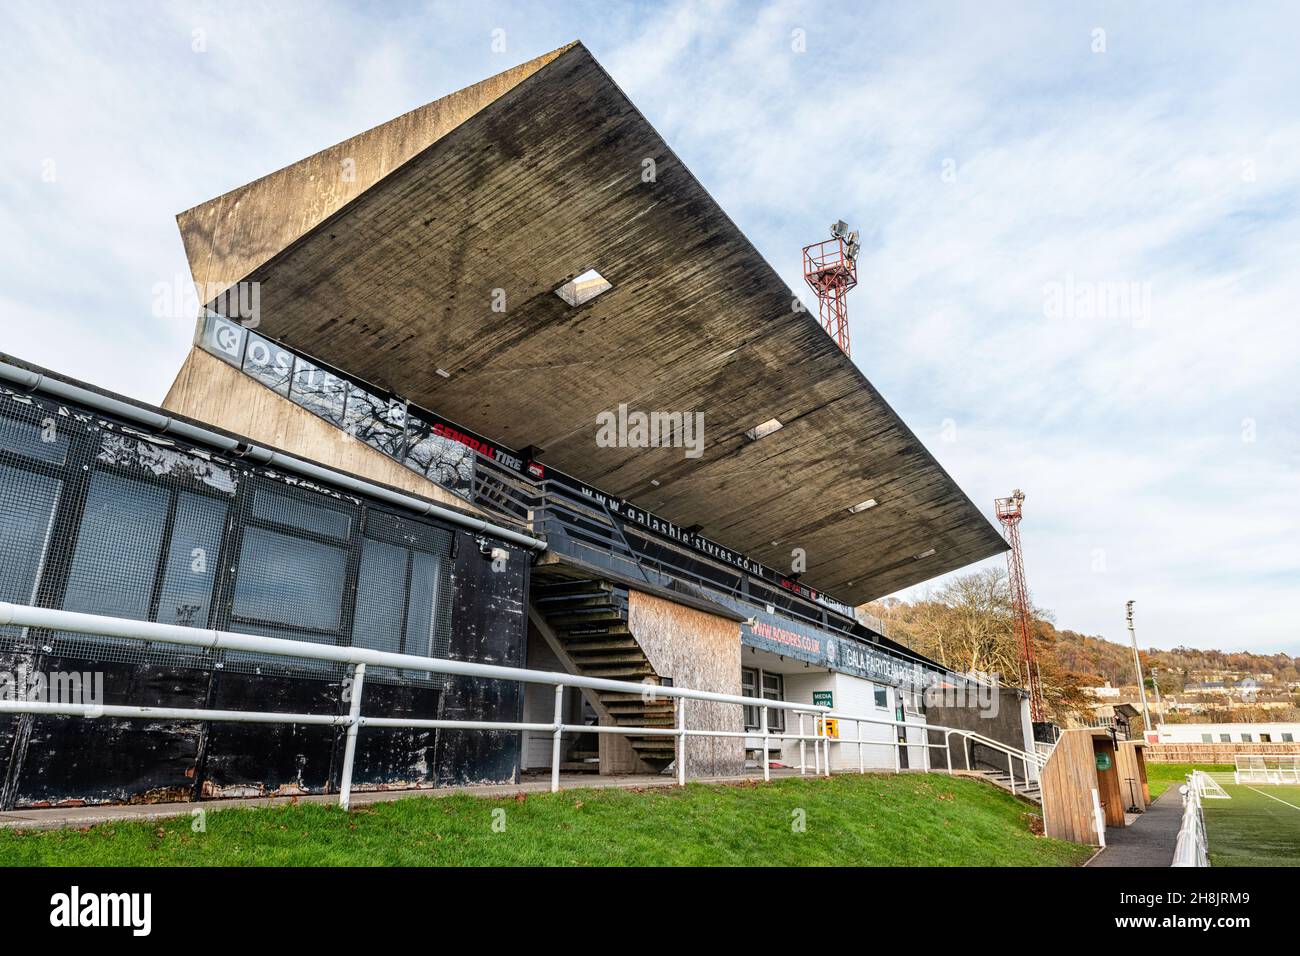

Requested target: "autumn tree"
[{"left": 862, "top": 568, "right": 1090, "bottom": 720}]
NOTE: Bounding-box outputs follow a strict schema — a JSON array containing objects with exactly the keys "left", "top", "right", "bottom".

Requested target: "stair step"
[
  {"left": 560, "top": 639, "right": 640, "bottom": 652},
  {"left": 630, "top": 739, "right": 678, "bottom": 754},
  {"left": 534, "top": 588, "right": 613, "bottom": 602},
  {"left": 545, "top": 611, "right": 626, "bottom": 627},
  {"left": 598, "top": 690, "right": 663, "bottom": 703},
  {"left": 603, "top": 697, "right": 676, "bottom": 712},
  {"left": 535, "top": 595, "right": 621, "bottom": 611},
  {"left": 533, "top": 579, "right": 612, "bottom": 596},
  {"left": 581, "top": 665, "right": 654, "bottom": 679},
  {"left": 559, "top": 625, "right": 633, "bottom": 639},
  {"left": 565, "top": 652, "right": 648, "bottom": 666},
  {"left": 976, "top": 771, "right": 1043, "bottom": 802}
]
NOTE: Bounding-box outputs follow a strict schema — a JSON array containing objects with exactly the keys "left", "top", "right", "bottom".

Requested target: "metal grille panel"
[{"left": 0, "top": 385, "right": 455, "bottom": 686}]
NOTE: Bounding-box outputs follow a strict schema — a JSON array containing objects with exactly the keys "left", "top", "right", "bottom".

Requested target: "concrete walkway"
[
  {"left": 1086, "top": 788, "right": 1184, "bottom": 867},
  {"left": 0, "top": 768, "right": 825, "bottom": 832}
]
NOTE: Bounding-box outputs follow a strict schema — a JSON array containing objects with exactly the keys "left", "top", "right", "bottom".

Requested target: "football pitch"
[{"left": 1202, "top": 778, "right": 1300, "bottom": 867}]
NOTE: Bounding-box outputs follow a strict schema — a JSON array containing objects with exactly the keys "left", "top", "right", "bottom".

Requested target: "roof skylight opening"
[
  {"left": 555, "top": 269, "right": 612, "bottom": 307},
  {"left": 915, "top": 548, "right": 937, "bottom": 560},
  {"left": 745, "top": 418, "right": 784, "bottom": 441},
  {"left": 847, "top": 498, "right": 878, "bottom": 514}
]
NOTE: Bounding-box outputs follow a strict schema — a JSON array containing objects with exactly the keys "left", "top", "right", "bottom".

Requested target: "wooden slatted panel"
[{"left": 1041, "top": 730, "right": 1104, "bottom": 845}]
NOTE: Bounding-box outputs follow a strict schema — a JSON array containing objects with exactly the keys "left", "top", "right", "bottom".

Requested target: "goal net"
[
  {"left": 1234, "top": 755, "right": 1300, "bottom": 785},
  {"left": 1192, "top": 769, "right": 1232, "bottom": 799}
]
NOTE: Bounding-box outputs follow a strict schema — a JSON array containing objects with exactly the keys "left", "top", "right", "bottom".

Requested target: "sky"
[{"left": 1, "top": 1, "right": 1296, "bottom": 655}]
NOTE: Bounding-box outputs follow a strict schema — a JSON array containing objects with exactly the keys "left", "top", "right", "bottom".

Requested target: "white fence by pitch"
[{"left": 0, "top": 602, "right": 1043, "bottom": 809}]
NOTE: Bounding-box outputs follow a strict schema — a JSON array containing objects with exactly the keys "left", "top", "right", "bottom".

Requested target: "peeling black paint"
[
  {"left": 0, "top": 382, "right": 531, "bottom": 808},
  {"left": 10, "top": 659, "right": 207, "bottom": 808}
]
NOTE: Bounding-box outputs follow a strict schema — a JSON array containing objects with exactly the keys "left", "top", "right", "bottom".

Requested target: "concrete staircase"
[
  {"left": 974, "top": 769, "right": 1042, "bottom": 804},
  {"left": 531, "top": 575, "right": 676, "bottom": 771}
]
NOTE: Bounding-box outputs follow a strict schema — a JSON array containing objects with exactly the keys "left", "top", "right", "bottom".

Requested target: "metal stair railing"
[{"left": 943, "top": 728, "right": 1047, "bottom": 797}]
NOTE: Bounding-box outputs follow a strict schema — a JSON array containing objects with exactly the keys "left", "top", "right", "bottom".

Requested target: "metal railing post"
[
  {"left": 821, "top": 716, "right": 831, "bottom": 777},
  {"left": 944, "top": 730, "right": 954, "bottom": 774},
  {"left": 676, "top": 697, "right": 687, "bottom": 786},
  {"left": 893, "top": 721, "right": 901, "bottom": 774},
  {"left": 799, "top": 712, "right": 807, "bottom": 775},
  {"left": 760, "top": 706, "right": 770, "bottom": 782},
  {"left": 856, "top": 720, "right": 864, "bottom": 774},
  {"left": 550, "top": 684, "right": 564, "bottom": 794},
  {"left": 338, "top": 662, "right": 366, "bottom": 810}
]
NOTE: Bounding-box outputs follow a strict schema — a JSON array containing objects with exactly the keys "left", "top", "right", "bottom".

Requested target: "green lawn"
[
  {"left": 1204, "top": 780, "right": 1300, "bottom": 868},
  {"left": 0, "top": 773, "right": 1092, "bottom": 867},
  {"left": 1145, "top": 763, "right": 1234, "bottom": 799}
]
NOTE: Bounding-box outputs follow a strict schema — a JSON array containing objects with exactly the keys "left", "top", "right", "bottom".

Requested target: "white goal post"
[
  {"left": 1234, "top": 755, "right": 1300, "bottom": 785},
  {"left": 1192, "top": 769, "right": 1231, "bottom": 799}
]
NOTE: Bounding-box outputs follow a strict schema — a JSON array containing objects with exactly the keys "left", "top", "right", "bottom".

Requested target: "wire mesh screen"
[
  {"left": 0, "top": 384, "right": 456, "bottom": 686},
  {"left": 199, "top": 312, "right": 475, "bottom": 501}
]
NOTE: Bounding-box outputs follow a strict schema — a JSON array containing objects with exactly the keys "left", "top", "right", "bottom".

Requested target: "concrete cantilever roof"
[{"left": 176, "top": 41, "right": 1007, "bottom": 605}]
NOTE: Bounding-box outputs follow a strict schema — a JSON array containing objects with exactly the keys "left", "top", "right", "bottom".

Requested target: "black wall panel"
[
  {"left": 434, "top": 545, "right": 528, "bottom": 785},
  {"left": 10, "top": 658, "right": 209, "bottom": 807},
  {"left": 0, "top": 383, "right": 531, "bottom": 807}
]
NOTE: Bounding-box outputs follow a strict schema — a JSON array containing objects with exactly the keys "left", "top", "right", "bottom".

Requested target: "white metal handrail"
[
  {"left": 0, "top": 601, "right": 1038, "bottom": 810},
  {"left": 1172, "top": 772, "right": 1212, "bottom": 866},
  {"left": 0, "top": 602, "right": 838, "bottom": 806},
  {"left": 936, "top": 727, "right": 1045, "bottom": 797},
  {"left": 959, "top": 727, "right": 1048, "bottom": 769},
  {"left": 784, "top": 713, "right": 1046, "bottom": 796}
]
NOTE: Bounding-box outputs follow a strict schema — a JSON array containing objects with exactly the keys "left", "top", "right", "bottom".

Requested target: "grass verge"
[{"left": 0, "top": 773, "right": 1092, "bottom": 867}]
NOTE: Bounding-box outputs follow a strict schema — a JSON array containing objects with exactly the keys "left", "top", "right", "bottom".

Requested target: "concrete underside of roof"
[{"left": 175, "top": 41, "right": 1007, "bottom": 605}]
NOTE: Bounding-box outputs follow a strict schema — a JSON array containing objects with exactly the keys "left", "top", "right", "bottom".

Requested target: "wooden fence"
[{"left": 1143, "top": 742, "right": 1300, "bottom": 764}]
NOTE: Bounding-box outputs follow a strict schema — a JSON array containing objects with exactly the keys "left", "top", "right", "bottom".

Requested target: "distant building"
[
  {"left": 1183, "top": 681, "right": 1233, "bottom": 695},
  {"left": 1156, "top": 722, "right": 1300, "bottom": 745}
]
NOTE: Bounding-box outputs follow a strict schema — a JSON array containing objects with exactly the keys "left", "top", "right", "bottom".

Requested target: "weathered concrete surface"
[
  {"left": 176, "top": 43, "right": 576, "bottom": 299},
  {"left": 173, "top": 41, "right": 1006, "bottom": 606}
]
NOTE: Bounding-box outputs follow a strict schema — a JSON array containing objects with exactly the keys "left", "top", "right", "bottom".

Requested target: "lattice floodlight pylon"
[
  {"left": 994, "top": 489, "right": 1045, "bottom": 721},
  {"left": 1235, "top": 755, "right": 1300, "bottom": 785},
  {"left": 802, "top": 224, "right": 859, "bottom": 356}
]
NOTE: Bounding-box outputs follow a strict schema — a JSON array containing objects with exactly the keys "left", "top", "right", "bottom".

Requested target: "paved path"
[{"left": 1086, "top": 788, "right": 1184, "bottom": 867}]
